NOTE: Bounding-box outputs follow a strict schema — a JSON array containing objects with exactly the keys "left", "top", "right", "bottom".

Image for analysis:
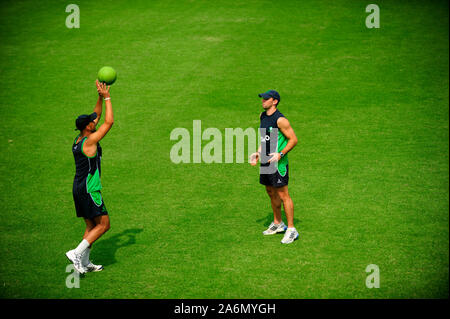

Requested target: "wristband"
[{"left": 104, "top": 97, "right": 111, "bottom": 101}]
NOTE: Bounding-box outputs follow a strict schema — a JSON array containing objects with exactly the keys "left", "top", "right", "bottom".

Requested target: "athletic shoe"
[
  {"left": 281, "top": 228, "right": 299, "bottom": 244},
  {"left": 85, "top": 261, "right": 104, "bottom": 272},
  {"left": 263, "top": 222, "right": 287, "bottom": 235},
  {"left": 65, "top": 249, "right": 87, "bottom": 274}
]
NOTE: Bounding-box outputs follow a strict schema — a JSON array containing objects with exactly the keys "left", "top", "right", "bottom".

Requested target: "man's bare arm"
[
  {"left": 267, "top": 117, "right": 298, "bottom": 163},
  {"left": 93, "top": 80, "right": 103, "bottom": 125},
  {"left": 83, "top": 83, "right": 114, "bottom": 155},
  {"left": 277, "top": 117, "right": 298, "bottom": 155}
]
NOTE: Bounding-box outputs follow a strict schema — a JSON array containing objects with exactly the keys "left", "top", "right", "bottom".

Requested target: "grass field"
[{"left": 0, "top": 0, "right": 448, "bottom": 298}]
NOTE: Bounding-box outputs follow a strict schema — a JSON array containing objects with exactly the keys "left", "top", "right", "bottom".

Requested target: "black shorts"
[
  {"left": 73, "top": 189, "right": 108, "bottom": 220},
  {"left": 259, "top": 164, "right": 289, "bottom": 187}
]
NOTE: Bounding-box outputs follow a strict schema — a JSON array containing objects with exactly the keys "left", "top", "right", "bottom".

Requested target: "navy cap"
[
  {"left": 75, "top": 112, "right": 97, "bottom": 130},
  {"left": 258, "top": 90, "right": 281, "bottom": 104}
]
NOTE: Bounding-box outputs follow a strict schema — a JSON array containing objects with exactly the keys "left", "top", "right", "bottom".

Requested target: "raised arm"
[
  {"left": 84, "top": 82, "right": 114, "bottom": 152},
  {"left": 92, "top": 80, "right": 103, "bottom": 126}
]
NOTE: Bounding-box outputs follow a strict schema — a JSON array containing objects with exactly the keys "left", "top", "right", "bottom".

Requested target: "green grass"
[{"left": 0, "top": 0, "right": 448, "bottom": 298}]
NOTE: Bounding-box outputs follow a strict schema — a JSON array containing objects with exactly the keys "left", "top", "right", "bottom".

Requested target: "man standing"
[
  {"left": 66, "top": 80, "right": 114, "bottom": 273},
  {"left": 250, "top": 90, "right": 299, "bottom": 244}
]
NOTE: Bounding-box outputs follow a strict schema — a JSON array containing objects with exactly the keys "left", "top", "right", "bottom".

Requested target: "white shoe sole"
[
  {"left": 263, "top": 226, "right": 287, "bottom": 235},
  {"left": 86, "top": 265, "right": 104, "bottom": 272}
]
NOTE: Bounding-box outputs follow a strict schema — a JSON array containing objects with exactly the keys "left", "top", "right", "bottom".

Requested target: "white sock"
[
  {"left": 287, "top": 227, "right": 296, "bottom": 231},
  {"left": 82, "top": 247, "right": 90, "bottom": 265},
  {"left": 74, "top": 239, "right": 90, "bottom": 255}
]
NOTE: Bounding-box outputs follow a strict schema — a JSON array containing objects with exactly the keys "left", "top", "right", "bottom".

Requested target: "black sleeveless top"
[
  {"left": 72, "top": 135, "right": 102, "bottom": 194},
  {"left": 259, "top": 109, "right": 289, "bottom": 169}
]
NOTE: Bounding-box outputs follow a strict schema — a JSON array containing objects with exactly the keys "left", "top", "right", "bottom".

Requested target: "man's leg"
[
  {"left": 275, "top": 185, "right": 294, "bottom": 228},
  {"left": 81, "top": 218, "right": 104, "bottom": 271},
  {"left": 83, "top": 218, "right": 96, "bottom": 245},
  {"left": 265, "top": 185, "right": 282, "bottom": 224},
  {"left": 276, "top": 185, "right": 298, "bottom": 244},
  {"left": 84, "top": 215, "right": 110, "bottom": 245},
  {"left": 81, "top": 218, "right": 96, "bottom": 266}
]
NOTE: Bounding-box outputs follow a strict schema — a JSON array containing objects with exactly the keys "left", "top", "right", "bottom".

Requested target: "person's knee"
[
  {"left": 277, "top": 191, "right": 291, "bottom": 202},
  {"left": 266, "top": 187, "right": 278, "bottom": 198},
  {"left": 100, "top": 217, "right": 110, "bottom": 233},
  {"left": 270, "top": 193, "right": 281, "bottom": 204}
]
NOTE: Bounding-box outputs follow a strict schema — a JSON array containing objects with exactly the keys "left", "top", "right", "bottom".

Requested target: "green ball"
[{"left": 97, "top": 66, "right": 117, "bottom": 85}]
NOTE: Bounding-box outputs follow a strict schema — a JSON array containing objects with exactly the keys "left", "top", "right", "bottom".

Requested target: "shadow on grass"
[
  {"left": 256, "top": 212, "right": 301, "bottom": 230},
  {"left": 91, "top": 228, "right": 143, "bottom": 266}
]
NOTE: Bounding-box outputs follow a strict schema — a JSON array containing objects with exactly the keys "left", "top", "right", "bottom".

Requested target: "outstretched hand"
[{"left": 96, "top": 79, "right": 110, "bottom": 98}]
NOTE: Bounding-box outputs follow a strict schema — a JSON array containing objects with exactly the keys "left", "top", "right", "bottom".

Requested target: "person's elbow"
[{"left": 291, "top": 136, "right": 298, "bottom": 146}]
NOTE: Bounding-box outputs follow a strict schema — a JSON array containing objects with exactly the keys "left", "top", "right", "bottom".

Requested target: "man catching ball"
[{"left": 66, "top": 80, "right": 114, "bottom": 273}]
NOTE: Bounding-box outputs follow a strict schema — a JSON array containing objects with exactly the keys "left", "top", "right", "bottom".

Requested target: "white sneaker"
[
  {"left": 263, "top": 222, "right": 287, "bottom": 235},
  {"left": 65, "top": 249, "right": 87, "bottom": 274},
  {"left": 281, "top": 228, "right": 299, "bottom": 244},
  {"left": 81, "top": 248, "right": 104, "bottom": 272},
  {"left": 85, "top": 261, "right": 104, "bottom": 272}
]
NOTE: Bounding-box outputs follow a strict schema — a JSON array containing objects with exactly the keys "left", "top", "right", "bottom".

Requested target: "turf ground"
[{"left": 0, "top": 0, "right": 448, "bottom": 298}]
